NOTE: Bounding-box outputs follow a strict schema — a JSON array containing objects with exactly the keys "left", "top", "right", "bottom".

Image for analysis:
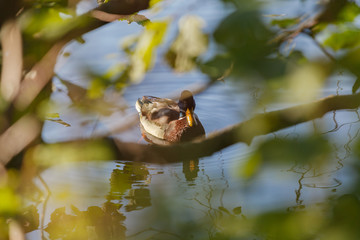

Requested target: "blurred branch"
[
  {"left": 0, "top": 20, "right": 23, "bottom": 101},
  {"left": 306, "top": 31, "right": 336, "bottom": 62},
  {"left": 46, "top": 0, "right": 151, "bottom": 44},
  {"left": 0, "top": 0, "right": 152, "bottom": 166},
  {"left": 35, "top": 92, "right": 360, "bottom": 164},
  {"left": 95, "top": 0, "right": 150, "bottom": 15},
  {"left": 14, "top": 40, "right": 67, "bottom": 109},
  {"left": 270, "top": 16, "right": 318, "bottom": 44},
  {"left": 91, "top": 11, "right": 149, "bottom": 24},
  {"left": 12, "top": 0, "right": 151, "bottom": 110},
  {"left": 8, "top": 219, "right": 25, "bottom": 240},
  {"left": 271, "top": 0, "right": 347, "bottom": 61},
  {"left": 0, "top": 0, "right": 21, "bottom": 27},
  {"left": 0, "top": 163, "right": 7, "bottom": 181},
  {"left": 0, "top": 114, "right": 41, "bottom": 165},
  {"left": 110, "top": 92, "right": 360, "bottom": 163}
]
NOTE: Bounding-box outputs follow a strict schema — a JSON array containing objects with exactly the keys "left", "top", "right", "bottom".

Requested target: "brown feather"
[{"left": 136, "top": 91, "right": 205, "bottom": 144}]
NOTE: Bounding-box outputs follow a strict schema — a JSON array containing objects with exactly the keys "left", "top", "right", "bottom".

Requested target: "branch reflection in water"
[{"left": 30, "top": 158, "right": 204, "bottom": 239}]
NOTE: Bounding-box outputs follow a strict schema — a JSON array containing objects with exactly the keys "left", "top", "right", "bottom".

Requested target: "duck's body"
[{"left": 135, "top": 91, "right": 205, "bottom": 144}]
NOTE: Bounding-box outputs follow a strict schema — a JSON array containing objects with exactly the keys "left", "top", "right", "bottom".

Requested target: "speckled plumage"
[{"left": 135, "top": 91, "right": 205, "bottom": 144}]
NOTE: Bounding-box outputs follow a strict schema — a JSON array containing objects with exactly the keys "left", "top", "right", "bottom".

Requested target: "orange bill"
[{"left": 186, "top": 108, "right": 194, "bottom": 127}]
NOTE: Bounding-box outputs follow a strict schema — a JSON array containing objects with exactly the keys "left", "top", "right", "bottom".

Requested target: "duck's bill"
[{"left": 186, "top": 108, "right": 195, "bottom": 127}]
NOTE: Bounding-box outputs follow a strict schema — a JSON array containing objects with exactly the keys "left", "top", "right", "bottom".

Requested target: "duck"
[{"left": 135, "top": 90, "right": 205, "bottom": 144}]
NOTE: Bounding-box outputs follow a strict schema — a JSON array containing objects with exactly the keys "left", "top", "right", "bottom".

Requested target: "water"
[{"left": 27, "top": 0, "right": 360, "bottom": 239}]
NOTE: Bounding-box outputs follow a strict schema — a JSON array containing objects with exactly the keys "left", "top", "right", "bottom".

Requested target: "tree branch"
[
  {"left": 0, "top": 114, "right": 41, "bottom": 165},
  {"left": 0, "top": 0, "right": 153, "bottom": 167},
  {"left": 110, "top": 92, "right": 360, "bottom": 163},
  {"left": 0, "top": 20, "right": 23, "bottom": 102},
  {"left": 11, "top": 0, "right": 151, "bottom": 110}
]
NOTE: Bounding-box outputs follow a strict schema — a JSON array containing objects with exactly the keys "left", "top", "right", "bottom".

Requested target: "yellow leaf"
[
  {"left": 167, "top": 15, "right": 208, "bottom": 72},
  {"left": 129, "top": 20, "right": 168, "bottom": 82},
  {"left": 239, "top": 153, "right": 262, "bottom": 179},
  {"left": 149, "top": 0, "right": 162, "bottom": 8}
]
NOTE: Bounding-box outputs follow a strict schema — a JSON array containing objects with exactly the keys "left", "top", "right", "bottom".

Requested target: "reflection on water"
[
  {"left": 108, "top": 162, "right": 151, "bottom": 212},
  {"left": 183, "top": 159, "right": 200, "bottom": 182},
  {"left": 45, "top": 203, "right": 126, "bottom": 239},
  {"left": 28, "top": 116, "right": 360, "bottom": 239},
  {"left": 22, "top": 0, "right": 360, "bottom": 239}
]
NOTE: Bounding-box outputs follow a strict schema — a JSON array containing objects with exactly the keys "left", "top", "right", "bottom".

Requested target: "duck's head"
[{"left": 178, "top": 90, "right": 197, "bottom": 127}]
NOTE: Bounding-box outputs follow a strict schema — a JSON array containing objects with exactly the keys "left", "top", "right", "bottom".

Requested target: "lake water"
[{"left": 26, "top": 0, "right": 360, "bottom": 239}]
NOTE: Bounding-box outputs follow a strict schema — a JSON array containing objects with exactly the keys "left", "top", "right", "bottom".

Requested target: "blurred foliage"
[
  {"left": 271, "top": 18, "right": 300, "bottom": 29},
  {"left": 121, "top": 191, "right": 360, "bottom": 240},
  {"left": 118, "top": 14, "right": 150, "bottom": 26},
  {"left": 166, "top": 15, "right": 208, "bottom": 72},
  {"left": 2, "top": 0, "right": 360, "bottom": 239},
  {"left": 336, "top": 2, "right": 360, "bottom": 22},
  {"left": 0, "top": 173, "right": 21, "bottom": 218},
  {"left": 59, "top": 78, "right": 123, "bottom": 115},
  {"left": 82, "top": 18, "right": 168, "bottom": 98},
  {"left": 127, "top": 20, "right": 168, "bottom": 82},
  {"left": 45, "top": 203, "right": 126, "bottom": 240},
  {"left": 322, "top": 3, "right": 360, "bottom": 51},
  {"left": 149, "top": 0, "right": 162, "bottom": 8},
  {"left": 20, "top": 8, "right": 76, "bottom": 41},
  {"left": 32, "top": 0, "right": 68, "bottom": 9},
  {"left": 323, "top": 27, "right": 360, "bottom": 51},
  {"left": 207, "top": 7, "right": 285, "bottom": 80},
  {"left": 24, "top": 140, "right": 116, "bottom": 167},
  {"left": 0, "top": 170, "right": 40, "bottom": 239},
  {"left": 240, "top": 135, "right": 331, "bottom": 179}
]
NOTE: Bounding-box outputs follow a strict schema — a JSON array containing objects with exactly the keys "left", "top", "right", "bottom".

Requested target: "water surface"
[{"left": 27, "top": 0, "right": 360, "bottom": 239}]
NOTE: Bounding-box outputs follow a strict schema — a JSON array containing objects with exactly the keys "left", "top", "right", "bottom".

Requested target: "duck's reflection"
[{"left": 183, "top": 159, "right": 200, "bottom": 182}]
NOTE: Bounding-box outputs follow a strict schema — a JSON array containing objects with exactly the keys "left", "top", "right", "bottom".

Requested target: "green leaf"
[
  {"left": 149, "top": 0, "right": 162, "bottom": 8},
  {"left": 33, "top": 0, "right": 68, "bottom": 8},
  {"left": 166, "top": 15, "right": 208, "bottom": 72},
  {"left": 239, "top": 152, "right": 262, "bottom": 179},
  {"left": 28, "top": 140, "right": 116, "bottom": 167},
  {"left": 258, "top": 135, "right": 331, "bottom": 165},
  {"left": 200, "top": 54, "right": 233, "bottom": 80},
  {"left": 233, "top": 206, "right": 242, "bottom": 215},
  {"left": 88, "top": 77, "right": 107, "bottom": 99},
  {"left": 270, "top": 18, "right": 299, "bottom": 29},
  {"left": 323, "top": 27, "right": 360, "bottom": 51},
  {"left": 337, "top": 2, "right": 360, "bottom": 22},
  {"left": 20, "top": 8, "right": 88, "bottom": 41},
  {"left": 128, "top": 20, "right": 169, "bottom": 82},
  {"left": 211, "top": 9, "right": 282, "bottom": 79},
  {"left": 0, "top": 187, "right": 21, "bottom": 216},
  {"left": 118, "top": 14, "right": 150, "bottom": 26},
  {"left": 46, "top": 113, "right": 60, "bottom": 118}
]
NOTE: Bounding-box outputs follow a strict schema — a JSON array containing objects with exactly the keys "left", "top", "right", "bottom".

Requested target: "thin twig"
[{"left": 306, "top": 31, "right": 336, "bottom": 62}]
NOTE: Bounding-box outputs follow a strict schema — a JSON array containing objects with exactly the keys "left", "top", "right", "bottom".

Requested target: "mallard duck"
[{"left": 135, "top": 90, "right": 205, "bottom": 144}]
